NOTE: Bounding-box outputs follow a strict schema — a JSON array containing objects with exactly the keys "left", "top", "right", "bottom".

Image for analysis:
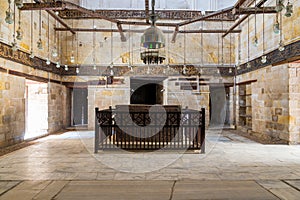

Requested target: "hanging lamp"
[
  {"left": 46, "top": 13, "right": 51, "bottom": 65},
  {"left": 29, "top": 0, "right": 35, "bottom": 58},
  {"left": 11, "top": 3, "right": 17, "bottom": 52},
  {"left": 140, "top": 0, "right": 165, "bottom": 65},
  {"left": 16, "top": 10, "right": 23, "bottom": 40},
  {"left": 261, "top": 7, "right": 267, "bottom": 64},
  {"left": 5, "top": 0, "right": 14, "bottom": 24},
  {"left": 247, "top": 17, "right": 251, "bottom": 68},
  {"left": 15, "top": 0, "right": 23, "bottom": 9},
  {"left": 285, "top": 1, "right": 293, "bottom": 17},
  {"left": 278, "top": 12, "right": 285, "bottom": 51}
]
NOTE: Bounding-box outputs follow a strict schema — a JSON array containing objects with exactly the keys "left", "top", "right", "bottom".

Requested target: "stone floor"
[{"left": 0, "top": 129, "right": 300, "bottom": 199}]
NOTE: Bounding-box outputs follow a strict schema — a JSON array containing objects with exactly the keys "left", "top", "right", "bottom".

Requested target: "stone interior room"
[{"left": 0, "top": 0, "right": 300, "bottom": 199}]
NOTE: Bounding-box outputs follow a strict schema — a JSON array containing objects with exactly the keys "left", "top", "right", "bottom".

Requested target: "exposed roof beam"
[
  {"left": 171, "top": 26, "right": 179, "bottom": 43},
  {"left": 222, "top": 15, "right": 248, "bottom": 38},
  {"left": 178, "top": 29, "right": 241, "bottom": 34},
  {"left": 22, "top": 2, "right": 235, "bottom": 22},
  {"left": 65, "top": 2, "right": 120, "bottom": 23},
  {"left": 47, "top": 10, "right": 75, "bottom": 34},
  {"left": 117, "top": 23, "right": 127, "bottom": 42},
  {"left": 119, "top": 21, "right": 178, "bottom": 27},
  {"left": 21, "top": 1, "right": 75, "bottom": 34},
  {"left": 20, "top": 2, "right": 65, "bottom": 11},
  {"left": 59, "top": 10, "right": 235, "bottom": 21},
  {"left": 223, "top": 0, "right": 268, "bottom": 37},
  {"left": 233, "top": 6, "right": 277, "bottom": 15},
  {"left": 145, "top": 0, "right": 150, "bottom": 24},
  {"left": 55, "top": 28, "right": 151, "bottom": 33},
  {"left": 21, "top": 1, "right": 119, "bottom": 24},
  {"left": 234, "top": 0, "right": 249, "bottom": 9},
  {"left": 55, "top": 28, "right": 241, "bottom": 34},
  {"left": 177, "top": 6, "right": 234, "bottom": 27},
  {"left": 234, "top": 0, "right": 260, "bottom": 9}
]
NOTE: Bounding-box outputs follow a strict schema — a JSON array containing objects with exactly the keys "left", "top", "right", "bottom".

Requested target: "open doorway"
[
  {"left": 130, "top": 77, "right": 164, "bottom": 105},
  {"left": 209, "top": 86, "right": 230, "bottom": 127},
  {"left": 72, "top": 88, "right": 88, "bottom": 126},
  {"left": 25, "top": 80, "right": 48, "bottom": 139}
]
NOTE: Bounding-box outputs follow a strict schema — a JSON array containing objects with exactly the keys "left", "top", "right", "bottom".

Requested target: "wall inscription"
[{"left": 0, "top": 41, "right": 62, "bottom": 75}]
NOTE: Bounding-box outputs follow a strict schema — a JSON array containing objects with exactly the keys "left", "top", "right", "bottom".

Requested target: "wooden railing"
[{"left": 95, "top": 106, "right": 205, "bottom": 153}]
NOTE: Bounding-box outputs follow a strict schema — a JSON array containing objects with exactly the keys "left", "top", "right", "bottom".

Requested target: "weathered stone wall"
[
  {"left": 165, "top": 77, "right": 210, "bottom": 126},
  {"left": 0, "top": 72, "right": 25, "bottom": 147},
  {"left": 48, "top": 82, "right": 71, "bottom": 133},
  {"left": 0, "top": 0, "right": 69, "bottom": 146},
  {"left": 65, "top": 19, "right": 235, "bottom": 67},
  {"left": 237, "top": 64, "right": 290, "bottom": 143},
  {"left": 235, "top": 0, "right": 300, "bottom": 144},
  {"left": 0, "top": 55, "right": 70, "bottom": 146},
  {"left": 288, "top": 63, "right": 300, "bottom": 144},
  {"left": 88, "top": 76, "right": 214, "bottom": 129},
  {"left": 88, "top": 77, "right": 131, "bottom": 129},
  {"left": 239, "top": 0, "right": 300, "bottom": 65},
  {"left": 0, "top": 1, "right": 57, "bottom": 61}
]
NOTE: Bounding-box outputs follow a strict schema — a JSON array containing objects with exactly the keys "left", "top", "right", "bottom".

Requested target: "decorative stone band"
[
  {"left": 237, "top": 40, "right": 300, "bottom": 75},
  {"left": 0, "top": 41, "right": 62, "bottom": 75},
  {"left": 1, "top": 39, "right": 300, "bottom": 77}
]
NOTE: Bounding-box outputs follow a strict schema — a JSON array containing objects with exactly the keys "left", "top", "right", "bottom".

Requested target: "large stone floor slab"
[
  {"left": 0, "top": 181, "right": 20, "bottom": 196},
  {"left": 172, "top": 180, "right": 278, "bottom": 200},
  {"left": 55, "top": 181, "right": 173, "bottom": 200},
  {"left": 0, "top": 130, "right": 300, "bottom": 199},
  {"left": 285, "top": 180, "right": 300, "bottom": 190},
  {"left": 0, "top": 180, "right": 287, "bottom": 200}
]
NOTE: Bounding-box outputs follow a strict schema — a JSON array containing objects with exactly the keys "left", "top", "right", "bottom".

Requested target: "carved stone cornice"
[
  {"left": 2, "top": 39, "right": 300, "bottom": 78},
  {"left": 237, "top": 40, "right": 300, "bottom": 75},
  {"left": 0, "top": 41, "right": 62, "bottom": 75},
  {"left": 62, "top": 65, "right": 235, "bottom": 77}
]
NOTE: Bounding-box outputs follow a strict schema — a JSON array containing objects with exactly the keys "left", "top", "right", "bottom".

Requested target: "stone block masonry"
[
  {"left": 288, "top": 63, "right": 300, "bottom": 144},
  {"left": 237, "top": 64, "right": 300, "bottom": 144},
  {"left": 0, "top": 72, "right": 25, "bottom": 147},
  {"left": 48, "top": 82, "right": 71, "bottom": 134}
]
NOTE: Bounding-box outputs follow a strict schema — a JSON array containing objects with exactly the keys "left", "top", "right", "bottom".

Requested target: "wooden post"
[
  {"left": 94, "top": 107, "right": 99, "bottom": 153},
  {"left": 200, "top": 108, "right": 206, "bottom": 153}
]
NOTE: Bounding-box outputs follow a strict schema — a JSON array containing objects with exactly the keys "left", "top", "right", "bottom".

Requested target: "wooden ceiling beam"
[
  {"left": 177, "top": 6, "right": 234, "bottom": 27},
  {"left": 21, "top": 1, "right": 119, "bottom": 23},
  {"left": 20, "top": 2, "right": 65, "bottom": 11},
  {"left": 222, "top": 0, "right": 268, "bottom": 37},
  {"left": 67, "top": 3, "right": 126, "bottom": 41},
  {"left": 234, "top": 0, "right": 249, "bottom": 9},
  {"left": 145, "top": 0, "right": 150, "bottom": 24},
  {"left": 119, "top": 21, "right": 178, "bottom": 27},
  {"left": 171, "top": 26, "right": 179, "bottom": 43},
  {"left": 65, "top": 2, "right": 120, "bottom": 23},
  {"left": 22, "top": 2, "right": 235, "bottom": 22},
  {"left": 232, "top": 6, "right": 277, "bottom": 15},
  {"left": 222, "top": 15, "right": 248, "bottom": 38},
  {"left": 117, "top": 23, "right": 127, "bottom": 42},
  {"left": 21, "top": 1, "right": 74, "bottom": 34},
  {"left": 178, "top": 29, "right": 241, "bottom": 34},
  {"left": 55, "top": 27, "right": 241, "bottom": 34},
  {"left": 59, "top": 10, "right": 235, "bottom": 21},
  {"left": 47, "top": 10, "right": 75, "bottom": 34}
]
